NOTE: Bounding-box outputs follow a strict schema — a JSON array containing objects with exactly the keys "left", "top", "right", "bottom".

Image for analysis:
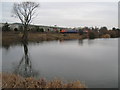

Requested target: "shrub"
[
  {"left": 2, "top": 22, "right": 10, "bottom": 31},
  {"left": 101, "top": 34, "right": 111, "bottom": 38},
  {"left": 89, "top": 32, "right": 95, "bottom": 39}
]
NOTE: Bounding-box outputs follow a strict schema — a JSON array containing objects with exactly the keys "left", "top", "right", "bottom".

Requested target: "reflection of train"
[{"left": 60, "top": 29, "right": 78, "bottom": 33}]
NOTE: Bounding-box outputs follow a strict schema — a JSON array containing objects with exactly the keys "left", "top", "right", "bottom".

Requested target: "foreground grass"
[{"left": 2, "top": 73, "right": 86, "bottom": 88}]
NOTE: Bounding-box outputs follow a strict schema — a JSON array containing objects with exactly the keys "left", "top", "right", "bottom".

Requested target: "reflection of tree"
[
  {"left": 14, "top": 40, "right": 38, "bottom": 77},
  {"left": 2, "top": 45, "right": 10, "bottom": 50},
  {"left": 78, "top": 39, "right": 83, "bottom": 46},
  {"left": 88, "top": 39, "right": 94, "bottom": 45}
]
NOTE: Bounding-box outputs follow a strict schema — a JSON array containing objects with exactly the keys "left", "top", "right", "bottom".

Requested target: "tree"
[
  {"left": 112, "top": 27, "right": 116, "bottom": 31},
  {"left": 99, "top": 26, "right": 108, "bottom": 35},
  {"left": 79, "top": 29, "right": 83, "bottom": 35},
  {"left": 2, "top": 22, "right": 10, "bottom": 31},
  {"left": 37, "top": 28, "right": 44, "bottom": 32},
  {"left": 89, "top": 31, "right": 95, "bottom": 39},
  {"left": 14, "top": 28, "right": 18, "bottom": 31},
  {"left": 13, "top": 2, "right": 39, "bottom": 40}
]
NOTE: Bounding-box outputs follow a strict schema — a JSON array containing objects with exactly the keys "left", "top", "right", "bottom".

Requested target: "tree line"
[
  {"left": 79, "top": 26, "right": 120, "bottom": 39},
  {"left": 2, "top": 22, "right": 120, "bottom": 39}
]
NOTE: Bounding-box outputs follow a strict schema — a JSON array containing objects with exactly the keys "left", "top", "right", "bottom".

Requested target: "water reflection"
[
  {"left": 78, "top": 39, "right": 83, "bottom": 46},
  {"left": 2, "top": 44, "right": 10, "bottom": 50},
  {"left": 14, "top": 40, "right": 38, "bottom": 77},
  {"left": 88, "top": 39, "right": 95, "bottom": 45}
]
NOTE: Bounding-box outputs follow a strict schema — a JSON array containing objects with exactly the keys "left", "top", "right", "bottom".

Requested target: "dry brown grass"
[
  {"left": 101, "top": 34, "right": 111, "bottom": 38},
  {"left": 2, "top": 73, "right": 86, "bottom": 88},
  {"left": 2, "top": 32, "right": 84, "bottom": 45}
]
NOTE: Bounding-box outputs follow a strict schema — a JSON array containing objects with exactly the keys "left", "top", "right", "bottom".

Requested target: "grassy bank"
[
  {"left": 2, "top": 32, "right": 113, "bottom": 47},
  {"left": 2, "top": 73, "right": 86, "bottom": 88},
  {"left": 2, "top": 32, "right": 85, "bottom": 46}
]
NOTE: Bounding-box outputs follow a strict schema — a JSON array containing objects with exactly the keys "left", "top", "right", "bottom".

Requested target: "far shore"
[
  {"left": 2, "top": 32, "right": 85, "bottom": 46},
  {"left": 2, "top": 31, "right": 114, "bottom": 47}
]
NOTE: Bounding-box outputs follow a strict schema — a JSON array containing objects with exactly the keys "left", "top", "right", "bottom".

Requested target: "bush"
[
  {"left": 37, "top": 28, "right": 44, "bottom": 32},
  {"left": 14, "top": 28, "right": 18, "bottom": 31},
  {"left": 101, "top": 34, "right": 111, "bottom": 38},
  {"left": 89, "top": 32, "right": 95, "bottom": 39},
  {"left": 2, "top": 22, "right": 10, "bottom": 31}
]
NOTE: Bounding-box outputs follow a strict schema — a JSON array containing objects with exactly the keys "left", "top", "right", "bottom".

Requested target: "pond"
[{"left": 2, "top": 38, "right": 118, "bottom": 88}]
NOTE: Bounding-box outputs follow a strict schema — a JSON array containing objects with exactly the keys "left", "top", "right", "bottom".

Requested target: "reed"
[{"left": 2, "top": 73, "right": 86, "bottom": 88}]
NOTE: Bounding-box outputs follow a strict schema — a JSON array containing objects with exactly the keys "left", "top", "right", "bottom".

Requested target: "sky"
[{"left": 0, "top": 1, "right": 119, "bottom": 29}]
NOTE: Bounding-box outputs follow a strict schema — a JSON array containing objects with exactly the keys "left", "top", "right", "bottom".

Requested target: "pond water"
[{"left": 2, "top": 38, "right": 118, "bottom": 88}]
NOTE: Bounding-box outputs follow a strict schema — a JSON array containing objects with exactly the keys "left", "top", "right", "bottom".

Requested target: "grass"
[
  {"left": 2, "top": 32, "right": 85, "bottom": 46},
  {"left": 2, "top": 73, "right": 86, "bottom": 88}
]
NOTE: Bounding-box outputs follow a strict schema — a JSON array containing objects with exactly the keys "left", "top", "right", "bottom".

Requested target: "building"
[{"left": 0, "top": 23, "right": 68, "bottom": 32}]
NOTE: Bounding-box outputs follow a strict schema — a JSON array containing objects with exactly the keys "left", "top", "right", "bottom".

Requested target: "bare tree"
[{"left": 13, "top": 2, "right": 39, "bottom": 40}]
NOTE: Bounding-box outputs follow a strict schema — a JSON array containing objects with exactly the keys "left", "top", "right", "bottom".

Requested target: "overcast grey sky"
[{"left": 0, "top": 2, "right": 118, "bottom": 29}]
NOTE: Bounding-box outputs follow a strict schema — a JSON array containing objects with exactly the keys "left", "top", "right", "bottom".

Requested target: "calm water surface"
[{"left": 2, "top": 38, "right": 118, "bottom": 88}]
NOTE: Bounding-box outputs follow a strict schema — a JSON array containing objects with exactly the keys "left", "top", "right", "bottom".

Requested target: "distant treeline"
[
  {"left": 2, "top": 22, "right": 120, "bottom": 39},
  {"left": 78, "top": 26, "right": 120, "bottom": 39}
]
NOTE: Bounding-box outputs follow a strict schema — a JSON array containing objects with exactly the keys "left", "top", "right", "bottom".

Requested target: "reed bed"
[{"left": 2, "top": 73, "right": 86, "bottom": 88}]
